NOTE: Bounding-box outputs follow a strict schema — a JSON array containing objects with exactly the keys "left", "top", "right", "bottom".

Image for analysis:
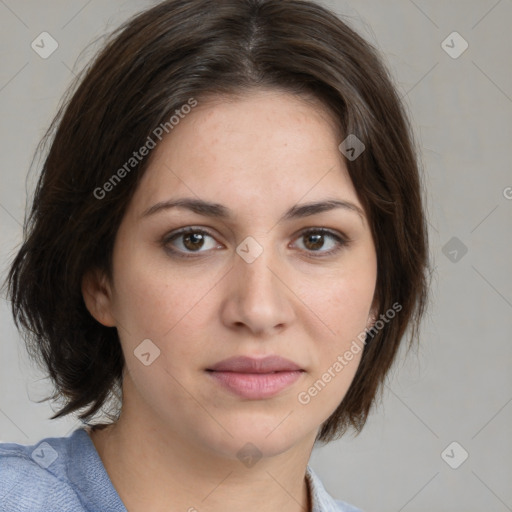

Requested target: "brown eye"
[
  {"left": 182, "top": 232, "right": 206, "bottom": 251},
  {"left": 163, "top": 228, "right": 222, "bottom": 257},
  {"left": 293, "top": 228, "right": 348, "bottom": 257},
  {"left": 162, "top": 226, "right": 349, "bottom": 260},
  {"left": 303, "top": 232, "right": 325, "bottom": 251}
]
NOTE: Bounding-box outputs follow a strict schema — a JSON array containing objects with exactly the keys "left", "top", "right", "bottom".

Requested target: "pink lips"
[{"left": 206, "top": 356, "right": 304, "bottom": 399}]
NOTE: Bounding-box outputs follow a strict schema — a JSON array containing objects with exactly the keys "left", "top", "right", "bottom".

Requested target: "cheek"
[
  {"left": 112, "top": 265, "right": 170, "bottom": 334},
  {"left": 109, "top": 244, "right": 222, "bottom": 358},
  {"left": 295, "top": 261, "right": 375, "bottom": 408},
  {"left": 110, "top": 230, "right": 174, "bottom": 322},
  {"left": 295, "top": 277, "right": 371, "bottom": 415},
  {"left": 299, "top": 263, "right": 376, "bottom": 340},
  {"left": 110, "top": 253, "right": 206, "bottom": 396}
]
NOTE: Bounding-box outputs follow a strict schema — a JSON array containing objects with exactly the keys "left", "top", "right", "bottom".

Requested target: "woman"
[{"left": 0, "top": 0, "right": 430, "bottom": 511}]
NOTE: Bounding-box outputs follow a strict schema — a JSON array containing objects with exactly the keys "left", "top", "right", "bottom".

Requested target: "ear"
[
  {"left": 367, "top": 296, "right": 380, "bottom": 330},
  {"left": 81, "top": 268, "right": 116, "bottom": 327}
]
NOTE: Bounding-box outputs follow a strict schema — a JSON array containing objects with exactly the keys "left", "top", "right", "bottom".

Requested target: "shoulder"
[{"left": 0, "top": 435, "right": 85, "bottom": 512}]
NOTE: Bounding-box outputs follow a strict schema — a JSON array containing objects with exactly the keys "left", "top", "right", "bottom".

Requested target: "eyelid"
[{"left": 161, "top": 226, "right": 350, "bottom": 258}]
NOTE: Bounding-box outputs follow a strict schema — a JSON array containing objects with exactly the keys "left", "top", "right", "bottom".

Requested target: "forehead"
[{"left": 131, "top": 90, "right": 363, "bottom": 219}]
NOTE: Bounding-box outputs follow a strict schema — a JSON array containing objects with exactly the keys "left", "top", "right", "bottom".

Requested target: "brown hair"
[{"left": 5, "top": 0, "right": 430, "bottom": 442}]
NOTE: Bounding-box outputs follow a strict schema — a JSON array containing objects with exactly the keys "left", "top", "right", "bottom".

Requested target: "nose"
[{"left": 219, "top": 240, "right": 296, "bottom": 337}]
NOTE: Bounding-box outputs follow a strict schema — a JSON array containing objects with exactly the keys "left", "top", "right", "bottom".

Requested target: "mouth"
[{"left": 205, "top": 355, "right": 305, "bottom": 399}]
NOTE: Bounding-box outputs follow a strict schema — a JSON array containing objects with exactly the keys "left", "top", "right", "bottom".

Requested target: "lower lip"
[{"left": 207, "top": 370, "right": 304, "bottom": 399}]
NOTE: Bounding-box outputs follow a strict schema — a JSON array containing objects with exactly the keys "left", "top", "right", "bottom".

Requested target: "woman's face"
[{"left": 92, "top": 89, "right": 378, "bottom": 459}]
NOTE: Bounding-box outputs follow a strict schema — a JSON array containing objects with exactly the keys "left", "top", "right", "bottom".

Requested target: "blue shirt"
[{"left": 0, "top": 428, "right": 362, "bottom": 511}]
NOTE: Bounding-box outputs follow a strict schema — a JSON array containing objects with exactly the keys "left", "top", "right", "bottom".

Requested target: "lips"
[
  {"left": 206, "top": 356, "right": 305, "bottom": 399},
  {"left": 206, "top": 355, "right": 303, "bottom": 373}
]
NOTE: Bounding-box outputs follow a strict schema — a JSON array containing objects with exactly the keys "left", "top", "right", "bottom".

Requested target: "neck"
[{"left": 88, "top": 409, "right": 315, "bottom": 512}]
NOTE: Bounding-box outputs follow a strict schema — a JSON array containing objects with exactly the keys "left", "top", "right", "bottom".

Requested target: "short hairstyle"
[{"left": 5, "top": 0, "right": 430, "bottom": 442}]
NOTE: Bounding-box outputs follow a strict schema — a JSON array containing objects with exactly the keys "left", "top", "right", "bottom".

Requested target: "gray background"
[{"left": 1, "top": 1, "right": 511, "bottom": 511}]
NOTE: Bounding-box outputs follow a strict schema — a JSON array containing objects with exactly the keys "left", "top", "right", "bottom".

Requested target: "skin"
[{"left": 82, "top": 89, "right": 378, "bottom": 512}]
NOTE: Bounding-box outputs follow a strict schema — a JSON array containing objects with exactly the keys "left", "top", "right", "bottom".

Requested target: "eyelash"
[{"left": 161, "top": 227, "right": 349, "bottom": 260}]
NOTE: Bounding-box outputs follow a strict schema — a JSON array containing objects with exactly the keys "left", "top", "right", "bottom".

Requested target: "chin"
[{"left": 193, "top": 413, "right": 312, "bottom": 461}]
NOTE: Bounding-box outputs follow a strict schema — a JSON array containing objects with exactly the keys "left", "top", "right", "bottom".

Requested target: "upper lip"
[{"left": 207, "top": 355, "right": 303, "bottom": 373}]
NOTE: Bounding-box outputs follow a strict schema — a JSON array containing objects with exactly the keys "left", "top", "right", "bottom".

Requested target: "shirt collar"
[
  {"left": 306, "top": 464, "right": 352, "bottom": 512},
  {"left": 69, "top": 427, "right": 127, "bottom": 510}
]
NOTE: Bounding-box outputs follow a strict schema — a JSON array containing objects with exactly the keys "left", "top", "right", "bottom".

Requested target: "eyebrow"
[{"left": 141, "top": 197, "right": 365, "bottom": 224}]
